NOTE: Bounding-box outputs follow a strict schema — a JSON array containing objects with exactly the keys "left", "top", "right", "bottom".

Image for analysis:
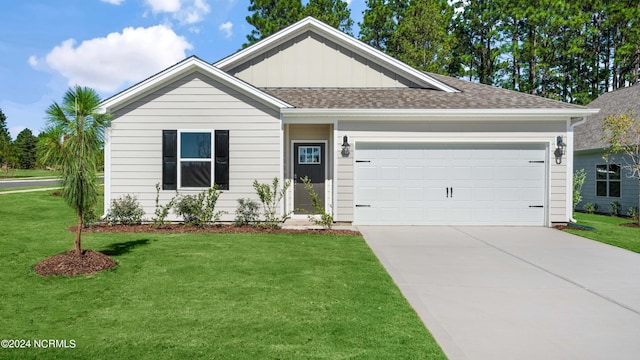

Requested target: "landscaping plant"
[
  {"left": 573, "top": 168, "right": 586, "bottom": 210},
  {"left": 609, "top": 201, "right": 621, "bottom": 217},
  {"left": 253, "top": 177, "right": 291, "bottom": 227},
  {"left": 583, "top": 203, "right": 597, "bottom": 214},
  {"left": 42, "top": 86, "right": 110, "bottom": 255},
  {"left": 234, "top": 198, "right": 260, "bottom": 226},
  {"left": 301, "top": 176, "right": 333, "bottom": 229},
  {"left": 602, "top": 113, "right": 640, "bottom": 226},
  {"left": 152, "top": 182, "right": 176, "bottom": 228},
  {"left": 106, "top": 194, "right": 145, "bottom": 225},
  {"left": 174, "top": 185, "right": 225, "bottom": 227}
]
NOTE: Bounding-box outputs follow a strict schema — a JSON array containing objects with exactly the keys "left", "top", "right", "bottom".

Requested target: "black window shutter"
[
  {"left": 162, "top": 130, "right": 177, "bottom": 190},
  {"left": 214, "top": 130, "right": 229, "bottom": 190}
]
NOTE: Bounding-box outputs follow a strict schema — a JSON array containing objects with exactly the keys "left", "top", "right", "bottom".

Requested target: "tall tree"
[
  {"left": 14, "top": 128, "right": 37, "bottom": 169},
  {"left": 389, "top": 0, "right": 455, "bottom": 73},
  {"left": 359, "top": 0, "right": 396, "bottom": 52},
  {"left": 0, "top": 108, "right": 15, "bottom": 176},
  {"left": 304, "top": 0, "right": 353, "bottom": 34},
  {"left": 244, "top": 0, "right": 304, "bottom": 46},
  {"left": 44, "top": 86, "right": 110, "bottom": 255}
]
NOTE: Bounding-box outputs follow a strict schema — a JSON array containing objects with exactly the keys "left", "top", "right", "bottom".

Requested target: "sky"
[{"left": 0, "top": 0, "right": 365, "bottom": 139}]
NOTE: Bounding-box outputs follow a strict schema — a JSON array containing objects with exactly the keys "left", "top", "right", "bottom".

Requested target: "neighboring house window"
[
  {"left": 162, "top": 130, "right": 229, "bottom": 190},
  {"left": 596, "top": 164, "right": 620, "bottom": 197}
]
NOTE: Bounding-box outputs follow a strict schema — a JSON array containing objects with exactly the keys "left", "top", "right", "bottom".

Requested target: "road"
[{"left": 0, "top": 177, "right": 103, "bottom": 189}]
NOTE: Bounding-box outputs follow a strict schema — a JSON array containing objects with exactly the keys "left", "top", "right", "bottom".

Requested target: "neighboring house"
[
  {"left": 574, "top": 85, "right": 640, "bottom": 213},
  {"left": 100, "top": 17, "right": 597, "bottom": 226}
]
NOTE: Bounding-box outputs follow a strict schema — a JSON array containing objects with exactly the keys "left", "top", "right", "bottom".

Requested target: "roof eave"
[
  {"left": 281, "top": 108, "right": 600, "bottom": 122},
  {"left": 99, "top": 57, "right": 292, "bottom": 113}
]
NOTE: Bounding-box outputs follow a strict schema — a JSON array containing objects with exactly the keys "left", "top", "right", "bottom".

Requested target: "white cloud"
[
  {"left": 218, "top": 21, "right": 233, "bottom": 39},
  {"left": 146, "top": 0, "right": 181, "bottom": 13},
  {"left": 39, "top": 25, "right": 192, "bottom": 93},
  {"left": 27, "top": 55, "right": 39, "bottom": 67},
  {"left": 145, "top": 0, "right": 210, "bottom": 24},
  {"left": 100, "top": 0, "right": 125, "bottom": 4}
]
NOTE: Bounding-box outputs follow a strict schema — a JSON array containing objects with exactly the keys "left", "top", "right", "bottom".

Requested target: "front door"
[{"left": 294, "top": 143, "right": 325, "bottom": 213}]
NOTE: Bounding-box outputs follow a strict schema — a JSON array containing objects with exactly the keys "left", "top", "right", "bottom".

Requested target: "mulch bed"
[
  {"left": 621, "top": 222, "right": 640, "bottom": 228},
  {"left": 75, "top": 223, "right": 362, "bottom": 236},
  {"left": 34, "top": 250, "right": 116, "bottom": 277}
]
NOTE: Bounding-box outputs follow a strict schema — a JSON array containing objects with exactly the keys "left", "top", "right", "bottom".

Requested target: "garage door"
[{"left": 354, "top": 143, "right": 547, "bottom": 225}]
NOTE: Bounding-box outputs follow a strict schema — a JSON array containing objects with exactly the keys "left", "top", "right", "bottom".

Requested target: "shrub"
[
  {"left": 106, "top": 194, "right": 145, "bottom": 225},
  {"left": 610, "top": 201, "right": 621, "bottom": 216},
  {"left": 82, "top": 209, "right": 99, "bottom": 228},
  {"left": 174, "top": 185, "right": 225, "bottom": 227},
  {"left": 583, "top": 203, "right": 597, "bottom": 214},
  {"left": 253, "top": 177, "right": 291, "bottom": 227},
  {"left": 573, "top": 169, "right": 586, "bottom": 209},
  {"left": 627, "top": 207, "right": 639, "bottom": 220},
  {"left": 152, "top": 183, "right": 176, "bottom": 228},
  {"left": 301, "top": 176, "right": 333, "bottom": 229},
  {"left": 234, "top": 198, "right": 260, "bottom": 226}
]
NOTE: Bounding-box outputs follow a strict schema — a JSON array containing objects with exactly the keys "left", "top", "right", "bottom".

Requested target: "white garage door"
[{"left": 354, "top": 143, "right": 547, "bottom": 225}]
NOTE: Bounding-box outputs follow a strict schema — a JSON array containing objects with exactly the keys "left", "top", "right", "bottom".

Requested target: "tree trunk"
[{"left": 75, "top": 210, "right": 82, "bottom": 255}]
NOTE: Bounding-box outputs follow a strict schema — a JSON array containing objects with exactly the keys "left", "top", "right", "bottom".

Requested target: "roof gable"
[
  {"left": 100, "top": 56, "right": 292, "bottom": 112},
  {"left": 214, "top": 17, "right": 458, "bottom": 92},
  {"left": 575, "top": 84, "right": 640, "bottom": 151}
]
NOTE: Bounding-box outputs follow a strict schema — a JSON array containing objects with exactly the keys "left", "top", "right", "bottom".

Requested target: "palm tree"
[{"left": 45, "top": 86, "right": 110, "bottom": 255}]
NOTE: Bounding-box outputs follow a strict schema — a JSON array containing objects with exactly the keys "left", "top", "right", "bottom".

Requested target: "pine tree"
[
  {"left": 359, "top": 0, "right": 396, "bottom": 52},
  {"left": 14, "top": 128, "right": 37, "bottom": 169},
  {"left": 244, "top": 0, "right": 304, "bottom": 46},
  {"left": 304, "top": 0, "right": 353, "bottom": 34}
]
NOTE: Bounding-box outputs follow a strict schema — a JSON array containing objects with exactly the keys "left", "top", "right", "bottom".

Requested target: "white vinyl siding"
[
  {"left": 226, "top": 31, "right": 423, "bottom": 88},
  {"left": 108, "top": 71, "right": 281, "bottom": 221}
]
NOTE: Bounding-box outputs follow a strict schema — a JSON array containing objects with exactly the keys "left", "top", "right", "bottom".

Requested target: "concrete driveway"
[{"left": 358, "top": 226, "right": 640, "bottom": 360}]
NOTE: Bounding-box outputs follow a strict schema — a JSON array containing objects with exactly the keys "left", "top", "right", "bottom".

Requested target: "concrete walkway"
[{"left": 359, "top": 226, "right": 640, "bottom": 360}]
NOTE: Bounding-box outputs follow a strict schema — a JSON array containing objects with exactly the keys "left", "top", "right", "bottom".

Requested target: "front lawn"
[
  {"left": 566, "top": 212, "right": 640, "bottom": 253},
  {"left": 0, "top": 191, "right": 445, "bottom": 359}
]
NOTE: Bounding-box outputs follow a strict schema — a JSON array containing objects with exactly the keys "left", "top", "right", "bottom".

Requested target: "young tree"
[
  {"left": 44, "top": 86, "right": 110, "bottom": 255},
  {"left": 602, "top": 113, "right": 640, "bottom": 226},
  {"left": 14, "top": 128, "right": 37, "bottom": 169}
]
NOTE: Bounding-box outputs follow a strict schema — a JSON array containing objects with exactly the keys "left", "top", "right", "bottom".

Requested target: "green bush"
[
  {"left": 234, "top": 198, "right": 260, "bottom": 226},
  {"left": 610, "top": 201, "right": 621, "bottom": 216},
  {"left": 253, "top": 177, "right": 291, "bottom": 227},
  {"left": 106, "top": 194, "right": 145, "bottom": 225},
  {"left": 174, "top": 186, "right": 225, "bottom": 227},
  {"left": 152, "top": 183, "right": 176, "bottom": 228},
  {"left": 583, "top": 203, "right": 597, "bottom": 214},
  {"left": 573, "top": 169, "right": 586, "bottom": 209},
  {"left": 300, "top": 176, "right": 333, "bottom": 229},
  {"left": 627, "top": 207, "right": 639, "bottom": 220}
]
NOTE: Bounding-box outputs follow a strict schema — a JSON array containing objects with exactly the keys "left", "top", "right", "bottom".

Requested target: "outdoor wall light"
[
  {"left": 341, "top": 135, "right": 350, "bottom": 157},
  {"left": 554, "top": 135, "right": 567, "bottom": 164}
]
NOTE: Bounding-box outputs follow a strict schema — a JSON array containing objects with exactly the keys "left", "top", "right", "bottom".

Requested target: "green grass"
[
  {"left": 0, "top": 191, "right": 445, "bottom": 359},
  {"left": 0, "top": 169, "right": 58, "bottom": 180},
  {"left": 566, "top": 212, "right": 640, "bottom": 253}
]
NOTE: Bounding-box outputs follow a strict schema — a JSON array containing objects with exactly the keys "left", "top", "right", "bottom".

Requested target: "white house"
[{"left": 100, "top": 17, "right": 598, "bottom": 226}]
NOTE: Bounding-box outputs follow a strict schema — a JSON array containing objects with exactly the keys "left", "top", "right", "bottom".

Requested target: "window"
[
  {"left": 162, "top": 130, "right": 229, "bottom": 190},
  {"left": 180, "top": 132, "right": 211, "bottom": 188},
  {"left": 596, "top": 164, "right": 620, "bottom": 197},
  {"left": 298, "top": 146, "right": 321, "bottom": 164}
]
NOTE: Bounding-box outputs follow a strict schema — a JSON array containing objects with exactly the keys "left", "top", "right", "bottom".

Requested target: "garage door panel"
[{"left": 355, "top": 143, "right": 547, "bottom": 226}]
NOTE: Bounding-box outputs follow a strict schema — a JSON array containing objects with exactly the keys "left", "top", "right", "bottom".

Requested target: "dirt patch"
[
  {"left": 73, "top": 223, "right": 361, "bottom": 236},
  {"left": 34, "top": 250, "right": 116, "bottom": 276},
  {"left": 621, "top": 222, "right": 640, "bottom": 229}
]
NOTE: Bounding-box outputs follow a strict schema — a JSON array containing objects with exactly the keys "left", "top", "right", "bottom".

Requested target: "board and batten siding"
[
  {"left": 226, "top": 31, "right": 423, "bottom": 88},
  {"left": 574, "top": 151, "right": 639, "bottom": 213},
  {"left": 335, "top": 120, "right": 569, "bottom": 224},
  {"left": 108, "top": 71, "right": 282, "bottom": 221}
]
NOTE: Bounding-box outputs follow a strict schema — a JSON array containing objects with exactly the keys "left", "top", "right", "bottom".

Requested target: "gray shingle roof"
[
  {"left": 261, "top": 73, "right": 585, "bottom": 110},
  {"left": 575, "top": 84, "right": 640, "bottom": 151}
]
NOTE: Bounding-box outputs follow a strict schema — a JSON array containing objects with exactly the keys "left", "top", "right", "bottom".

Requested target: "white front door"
[{"left": 354, "top": 143, "right": 547, "bottom": 225}]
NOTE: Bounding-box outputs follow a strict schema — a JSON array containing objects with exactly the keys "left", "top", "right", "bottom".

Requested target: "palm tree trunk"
[{"left": 75, "top": 209, "right": 82, "bottom": 255}]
